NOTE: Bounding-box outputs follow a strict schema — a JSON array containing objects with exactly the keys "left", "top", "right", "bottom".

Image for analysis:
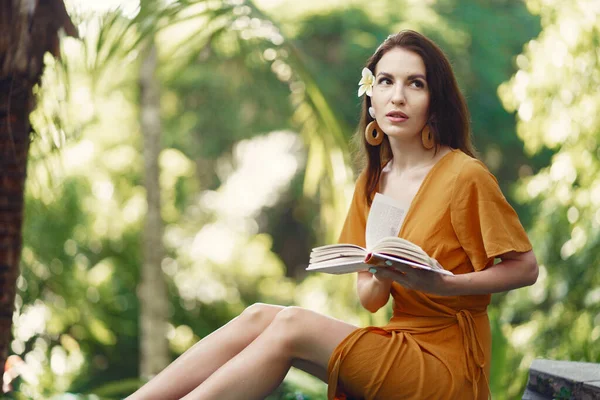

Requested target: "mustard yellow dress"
[{"left": 327, "top": 149, "right": 532, "bottom": 400}]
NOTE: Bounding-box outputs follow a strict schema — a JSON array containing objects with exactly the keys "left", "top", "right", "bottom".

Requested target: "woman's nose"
[{"left": 391, "top": 84, "right": 406, "bottom": 105}]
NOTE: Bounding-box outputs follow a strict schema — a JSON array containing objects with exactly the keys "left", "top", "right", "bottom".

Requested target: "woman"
[{"left": 127, "top": 30, "right": 538, "bottom": 400}]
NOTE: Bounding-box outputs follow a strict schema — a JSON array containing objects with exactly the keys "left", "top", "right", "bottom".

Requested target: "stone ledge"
[{"left": 522, "top": 359, "right": 600, "bottom": 399}]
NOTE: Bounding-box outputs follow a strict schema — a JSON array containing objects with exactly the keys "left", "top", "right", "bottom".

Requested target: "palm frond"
[{"left": 64, "top": 0, "right": 354, "bottom": 240}]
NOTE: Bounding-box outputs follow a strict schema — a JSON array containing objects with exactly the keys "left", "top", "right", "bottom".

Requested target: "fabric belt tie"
[{"left": 456, "top": 310, "right": 488, "bottom": 399}]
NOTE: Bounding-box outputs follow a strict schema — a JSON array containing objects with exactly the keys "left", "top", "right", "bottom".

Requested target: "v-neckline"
[{"left": 377, "top": 149, "right": 456, "bottom": 238}]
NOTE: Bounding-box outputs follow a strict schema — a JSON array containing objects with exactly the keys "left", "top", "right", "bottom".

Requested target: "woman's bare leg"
[
  {"left": 181, "top": 306, "right": 357, "bottom": 400},
  {"left": 127, "top": 303, "right": 286, "bottom": 400}
]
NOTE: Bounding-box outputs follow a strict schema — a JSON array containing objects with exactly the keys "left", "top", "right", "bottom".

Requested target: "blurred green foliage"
[
  {"left": 6, "top": 0, "right": 600, "bottom": 399},
  {"left": 494, "top": 0, "right": 600, "bottom": 397}
]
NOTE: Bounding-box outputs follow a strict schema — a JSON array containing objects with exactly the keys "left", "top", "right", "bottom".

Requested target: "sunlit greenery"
[
  {"left": 495, "top": 0, "right": 600, "bottom": 397},
  {"left": 5, "top": 0, "right": 599, "bottom": 399}
]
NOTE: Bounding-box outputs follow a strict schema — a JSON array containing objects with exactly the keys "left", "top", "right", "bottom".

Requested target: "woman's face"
[{"left": 371, "top": 47, "right": 430, "bottom": 143}]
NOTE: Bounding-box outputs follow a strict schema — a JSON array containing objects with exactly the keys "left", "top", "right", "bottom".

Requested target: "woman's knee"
[
  {"left": 272, "top": 306, "right": 306, "bottom": 324},
  {"left": 240, "top": 303, "right": 283, "bottom": 331},
  {"left": 268, "top": 307, "right": 310, "bottom": 346}
]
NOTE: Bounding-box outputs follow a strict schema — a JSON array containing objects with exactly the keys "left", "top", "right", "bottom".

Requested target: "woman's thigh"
[
  {"left": 238, "top": 304, "right": 346, "bottom": 382},
  {"left": 269, "top": 307, "right": 358, "bottom": 374}
]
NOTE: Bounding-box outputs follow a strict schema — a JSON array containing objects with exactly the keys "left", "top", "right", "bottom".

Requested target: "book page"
[{"left": 365, "top": 193, "right": 407, "bottom": 249}]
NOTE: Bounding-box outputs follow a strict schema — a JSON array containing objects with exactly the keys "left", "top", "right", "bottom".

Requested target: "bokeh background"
[{"left": 5, "top": 0, "right": 600, "bottom": 398}]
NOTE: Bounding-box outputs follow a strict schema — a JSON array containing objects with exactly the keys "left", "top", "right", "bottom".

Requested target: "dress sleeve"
[
  {"left": 450, "top": 159, "right": 532, "bottom": 271},
  {"left": 338, "top": 171, "right": 369, "bottom": 247}
]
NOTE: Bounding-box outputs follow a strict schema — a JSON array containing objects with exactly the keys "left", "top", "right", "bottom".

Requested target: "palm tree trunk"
[
  {"left": 0, "top": 0, "right": 76, "bottom": 372},
  {"left": 139, "top": 40, "right": 170, "bottom": 378}
]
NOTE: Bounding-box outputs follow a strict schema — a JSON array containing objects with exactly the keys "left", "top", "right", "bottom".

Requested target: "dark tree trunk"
[
  {"left": 0, "top": 73, "right": 30, "bottom": 381},
  {"left": 0, "top": 0, "right": 76, "bottom": 373}
]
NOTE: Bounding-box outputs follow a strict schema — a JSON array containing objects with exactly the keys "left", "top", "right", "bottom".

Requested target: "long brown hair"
[{"left": 356, "top": 30, "right": 476, "bottom": 205}]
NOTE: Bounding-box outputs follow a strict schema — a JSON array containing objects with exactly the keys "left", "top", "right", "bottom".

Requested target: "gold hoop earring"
[
  {"left": 365, "top": 120, "right": 384, "bottom": 146},
  {"left": 421, "top": 124, "right": 435, "bottom": 149}
]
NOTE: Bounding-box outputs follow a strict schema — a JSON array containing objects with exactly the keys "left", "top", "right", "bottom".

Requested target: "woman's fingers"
[
  {"left": 378, "top": 264, "right": 435, "bottom": 288},
  {"left": 368, "top": 261, "right": 448, "bottom": 295},
  {"left": 374, "top": 266, "right": 406, "bottom": 281}
]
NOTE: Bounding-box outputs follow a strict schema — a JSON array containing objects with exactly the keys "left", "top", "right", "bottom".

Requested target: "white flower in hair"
[{"left": 358, "top": 67, "right": 375, "bottom": 97}]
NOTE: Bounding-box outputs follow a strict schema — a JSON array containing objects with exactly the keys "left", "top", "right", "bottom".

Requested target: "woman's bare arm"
[
  {"left": 442, "top": 250, "right": 538, "bottom": 296},
  {"left": 356, "top": 271, "right": 393, "bottom": 312},
  {"left": 370, "top": 250, "right": 539, "bottom": 297}
]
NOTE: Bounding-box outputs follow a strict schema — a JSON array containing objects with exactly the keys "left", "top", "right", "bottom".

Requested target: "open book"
[
  {"left": 306, "top": 193, "right": 453, "bottom": 276},
  {"left": 307, "top": 236, "right": 452, "bottom": 275}
]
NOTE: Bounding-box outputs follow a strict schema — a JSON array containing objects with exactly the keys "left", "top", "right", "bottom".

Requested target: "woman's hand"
[{"left": 369, "top": 263, "right": 451, "bottom": 296}]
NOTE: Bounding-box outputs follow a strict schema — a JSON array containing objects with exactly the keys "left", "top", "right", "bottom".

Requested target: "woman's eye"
[
  {"left": 411, "top": 80, "right": 425, "bottom": 88},
  {"left": 378, "top": 78, "right": 392, "bottom": 85}
]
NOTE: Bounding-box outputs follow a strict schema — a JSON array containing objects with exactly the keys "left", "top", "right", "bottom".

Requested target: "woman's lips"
[
  {"left": 386, "top": 111, "right": 409, "bottom": 123},
  {"left": 386, "top": 115, "right": 408, "bottom": 123}
]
